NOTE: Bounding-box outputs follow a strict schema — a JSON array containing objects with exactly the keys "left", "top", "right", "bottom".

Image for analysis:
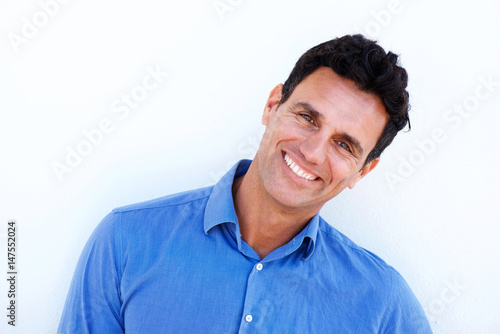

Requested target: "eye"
[
  {"left": 337, "top": 141, "right": 352, "bottom": 153},
  {"left": 301, "top": 114, "right": 314, "bottom": 124}
]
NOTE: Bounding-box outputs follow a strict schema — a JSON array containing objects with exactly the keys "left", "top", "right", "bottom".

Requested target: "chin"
[{"left": 265, "top": 186, "right": 320, "bottom": 211}]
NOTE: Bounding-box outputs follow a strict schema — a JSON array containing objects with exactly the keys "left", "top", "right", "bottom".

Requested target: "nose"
[{"left": 299, "top": 131, "right": 328, "bottom": 165}]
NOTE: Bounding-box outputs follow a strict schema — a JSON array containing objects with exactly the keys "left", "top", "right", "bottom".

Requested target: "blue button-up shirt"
[{"left": 58, "top": 160, "right": 432, "bottom": 333}]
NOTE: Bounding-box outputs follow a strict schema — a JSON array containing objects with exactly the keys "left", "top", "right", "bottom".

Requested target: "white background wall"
[{"left": 1, "top": 0, "right": 499, "bottom": 333}]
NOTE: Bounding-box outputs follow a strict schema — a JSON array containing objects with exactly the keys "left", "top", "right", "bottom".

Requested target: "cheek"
[
  {"left": 327, "top": 154, "right": 358, "bottom": 181},
  {"left": 280, "top": 122, "right": 312, "bottom": 142},
  {"left": 258, "top": 124, "right": 278, "bottom": 150},
  {"left": 267, "top": 122, "right": 306, "bottom": 147}
]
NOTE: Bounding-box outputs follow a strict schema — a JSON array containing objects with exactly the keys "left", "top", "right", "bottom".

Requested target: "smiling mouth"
[{"left": 283, "top": 153, "right": 318, "bottom": 181}]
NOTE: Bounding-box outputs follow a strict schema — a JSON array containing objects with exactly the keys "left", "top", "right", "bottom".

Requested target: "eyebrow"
[
  {"left": 292, "top": 102, "right": 364, "bottom": 156},
  {"left": 293, "top": 102, "right": 324, "bottom": 121},
  {"left": 340, "top": 132, "right": 364, "bottom": 156}
]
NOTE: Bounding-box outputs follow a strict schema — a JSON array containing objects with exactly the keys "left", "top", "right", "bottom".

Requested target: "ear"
[
  {"left": 262, "top": 84, "right": 283, "bottom": 126},
  {"left": 348, "top": 157, "right": 380, "bottom": 189}
]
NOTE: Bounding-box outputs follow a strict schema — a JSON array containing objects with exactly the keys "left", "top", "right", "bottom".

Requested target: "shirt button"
[
  {"left": 245, "top": 314, "right": 253, "bottom": 323},
  {"left": 255, "top": 263, "right": 263, "bottom": 271}
]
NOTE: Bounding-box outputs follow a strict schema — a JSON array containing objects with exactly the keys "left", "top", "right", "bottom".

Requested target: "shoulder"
[
  {"left": 112, "top": 185, "right": 214, "bottom": 214},
  {"left": 315, "top": 216, "right": 413, "bottom": 301},
  {"left": 316, "top": 216, "right": 394, "bottom": 273},
  {"left": 97, "top": 186, "right": 216, "bottom": 266},
  {"left": 316, "top": 216, "right": 432, "bottom": 332},
  {"left": 106, "top": 185, "right": 215, "bottom": 240}
]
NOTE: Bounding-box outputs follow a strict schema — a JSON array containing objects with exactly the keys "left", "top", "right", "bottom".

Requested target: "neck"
[{"left": 232, "top": 160, "right": 316, "bottom": 259}]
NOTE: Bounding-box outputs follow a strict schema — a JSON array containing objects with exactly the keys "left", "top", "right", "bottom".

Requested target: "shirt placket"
[{"left": 238, "top": 260, "right": 272, "bottom": 333}]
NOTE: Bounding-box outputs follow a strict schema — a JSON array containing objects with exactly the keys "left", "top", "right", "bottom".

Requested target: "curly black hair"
[{"left": 279, "top": 34, "right": 410, "bottom": 166}]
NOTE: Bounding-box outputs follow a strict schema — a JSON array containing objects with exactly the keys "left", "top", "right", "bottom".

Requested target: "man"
[{"left": 59, "top": 34, "right": 433, "bottom": 333}]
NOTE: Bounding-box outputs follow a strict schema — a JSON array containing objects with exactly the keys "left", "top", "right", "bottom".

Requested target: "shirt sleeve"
[
  {"left": 58, "top": 211, "right": 124, "bottom": 334},
  {"left": 380, "top": 270, "right": 433, "bottom": 334}
]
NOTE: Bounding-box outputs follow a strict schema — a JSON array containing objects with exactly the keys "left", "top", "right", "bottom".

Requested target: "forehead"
[{"left": 286, "top": 67, "right": 388, "bottom": 153}]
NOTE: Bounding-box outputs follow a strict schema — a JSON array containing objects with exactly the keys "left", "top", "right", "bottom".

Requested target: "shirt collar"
[
  {"left": 299, "top": 212, "right": 319, "bottom": 260},
  {"left": 204, "top": 159, "right": 250, "bottom": 234},
  {"left": 204, "top": 159, "right": 319, "bottom": 260}
]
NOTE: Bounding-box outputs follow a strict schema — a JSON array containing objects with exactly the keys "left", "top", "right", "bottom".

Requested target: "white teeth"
[{"left": 283, "top": 153, "right": 317, "bottom": 181}]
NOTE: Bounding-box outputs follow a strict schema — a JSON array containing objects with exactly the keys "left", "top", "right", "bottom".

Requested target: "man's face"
[{"left": 255, "top": 66, "right": 388, "bottom": 213}]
